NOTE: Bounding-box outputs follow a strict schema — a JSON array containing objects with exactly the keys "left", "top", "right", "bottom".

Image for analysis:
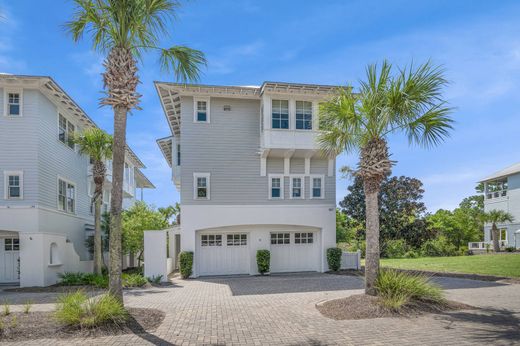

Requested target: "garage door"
[
  {"left": 270, "top": 231, "right": 320, "bottom": 273},
  {"left": 197, "top": 233, "right": 250, "bottom": 276},
  {"left": 0, "top": 238, "right": 20, "bottom": 283}
]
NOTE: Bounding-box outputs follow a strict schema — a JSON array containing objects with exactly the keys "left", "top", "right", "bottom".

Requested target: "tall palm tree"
[
  {"left": 319, "top": 61, "right": 454, "bottom": 295},
  {"left": 75, "top": 128, "right": 113, "bottom": 275},
  {"left": 482, "top": 209, "right": 514, "bottom": 252},
  {"left": 66, "top": 0, "right": 206, "bottom": 301}
]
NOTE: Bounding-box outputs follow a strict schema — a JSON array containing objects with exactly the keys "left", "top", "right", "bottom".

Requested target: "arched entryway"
[{"left": 0, "top": 231, "right": 20, "bottom": 283}]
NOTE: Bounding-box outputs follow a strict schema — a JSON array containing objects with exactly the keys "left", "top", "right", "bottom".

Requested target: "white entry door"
[
  {"left": 270, "top": 231, "right": 320, "bottom": 273},
  {"left": 197, "top": 233, "right": 250, "bottom": 276},
  {"left": 0, "top": 238, "right": 20, "bottom": 283}
]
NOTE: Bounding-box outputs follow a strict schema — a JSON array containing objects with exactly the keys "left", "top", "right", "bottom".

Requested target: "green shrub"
[
  {"left": 327, "top": 248, "right": 343, "bottom": 271},
  {"left": 55, "top": 291, "right": 127, "bottom": 328},
  {"left": 2, "top": 300, "right": 9, "bottom": 316},
  {"left": 345, "top": 240, "right": 366, "bottom": 258},
  {"left": 179, "top": 251, "right": 194, "bottom": 279},
  {"left": 420, "top": 236, "right": 457, "bottom": 257},
  {"left": 256, "top": 250, "right": 270, "bottom": 275},
  {"left": 505, "top": 246, "right": 516, "bottom": 253},
  {"left": 384, "top": 239, "right": 408, "bottom": 258},
  {"left": 375, "top": 269, "right": 445, "bottom": 310},
  {"left": 404, "top": 250, "right": 420, "bottom": 258},
  {"left": 58, "top": 272, "right": 86, "bottom": 286},
  {"left": 147, "top": 275, "right": 163, "bottom": 284},
  {"left": 122, "top": 273, "right": 148, "bottom": 287},
  {"left": 23, "top": 300, "right": 33, "bottom": 314}
]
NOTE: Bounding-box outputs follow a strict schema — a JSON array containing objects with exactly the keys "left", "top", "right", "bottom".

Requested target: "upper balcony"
[
  {"left": 87, "top": 159, "right": 136, "bottom": 197},
  {"left": 157, "top": 136, "right": 180, "bottom": 190}
]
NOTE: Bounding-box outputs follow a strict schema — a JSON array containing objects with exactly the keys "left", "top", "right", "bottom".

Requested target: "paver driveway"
[{"left": 1, "top": 273, "right": 519, "bottom": 345}]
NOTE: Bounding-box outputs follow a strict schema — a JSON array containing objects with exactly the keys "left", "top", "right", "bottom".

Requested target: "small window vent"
[{"left": 223, "top": 105, "right": 231, "bottom": 111}]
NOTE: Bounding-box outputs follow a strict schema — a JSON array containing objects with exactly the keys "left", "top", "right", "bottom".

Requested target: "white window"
[
  {"left": 177, "top": 144, "right": 181, "bottom": 166},
  {"left": 310, "top": 175, "right": 325, "bottom": 199},
  {"left": 4, "top": 238, "right": 19, "bottom": 251},
  {"left": 272, "top": 100, "right": 289, "bottom": 129},
  {"left": 290, "top": 176, "right": 305, "bottom": 199},
  {"left": 5, "top": 90, "right": 22, "bottom": 117},
  {"left": 201, "top": 234, "right": 222, "bottom": 246},
  {"left": 194, "top": 98, "right": 210, "bottom": 123},
  {"left": 58, "top": 114, "right": 76, "bottom": 149},
  {"left": 271, "top": 233, "right": 290, "bottom": 245},
  {"left": 227, "top": 234, "right": 247, "bottom": 246},
  {"left": 295, "top": 101, "right": 313, "bottom": 130},
  {"left": 58, "top": 178, "right": 75, "bottom": 213},
  {"left": 4, "top": 171, "right": 23, "bottom": 199},
  {"left": 485, "top": 179, "right": 508, "bottom": 199},
  {"left": 295, "top": 232, "right": 314, "bottom": 244},
  {"left": 193, "top": 173, "right": 210, "bottom": 200},
  {"left": 269, "top": 174, "right": 284, "bottom": 199}
]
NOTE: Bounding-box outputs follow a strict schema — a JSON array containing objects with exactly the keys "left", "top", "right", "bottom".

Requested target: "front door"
[{"left": 0, "top": 237, "right": 20, "bottom": 283}]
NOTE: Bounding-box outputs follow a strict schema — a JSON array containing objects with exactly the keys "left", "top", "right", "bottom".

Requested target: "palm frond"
[
  {"left": 74, "top": 127, "right": 113, "bottom": 162},
  {"left": 159, "top": 45, "right": 207, "bottom": 83},
  {"left": 404, "top": 104, "right": 454, "bottom": 149}
]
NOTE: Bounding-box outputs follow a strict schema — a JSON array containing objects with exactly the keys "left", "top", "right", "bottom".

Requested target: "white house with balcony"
[
  {"left": 155, "top": 81, "right": 338, "bottom": 277},
  {"left": 0, "top": 75, "right": 154, "bottom": 286},
  {"left": 469, "top": 162, "right": 520, "bottom": 251}
]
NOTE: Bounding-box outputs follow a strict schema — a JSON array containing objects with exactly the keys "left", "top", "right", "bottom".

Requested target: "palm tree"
[
  {"left": 482, "top": 210, "right": 514, "bottom": 252},
  {"left": 66, "top": 0, "right": 206, "bottom": 301},
  {"left": 75, "top": 128, "right": 112, "bottom": 275},
  {"left": 319, "top": 61, "right": 454, "bottom": 295}
]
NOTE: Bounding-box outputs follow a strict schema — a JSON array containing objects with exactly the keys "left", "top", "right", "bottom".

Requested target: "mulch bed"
[
  {"left": 316, "top": 294, "right": 474, "bottom": 320},
  {"left": 0, "top": 308, "right": 165, "bottom": 341}
]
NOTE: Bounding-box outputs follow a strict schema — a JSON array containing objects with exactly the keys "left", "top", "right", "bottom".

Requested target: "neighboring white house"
[
  {"left": 0, "top": 75, "right": 154, "bottom": 286},
  {"left": 155, "top": 82, "right": 338, "bottom": 277},
  {"left": 470, "top": 162, "right": 520, "bottom": 250}
]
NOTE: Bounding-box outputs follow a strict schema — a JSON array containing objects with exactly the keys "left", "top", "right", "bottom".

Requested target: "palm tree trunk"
[
  {"left": 93, "top": 187, "right": 103, "bottom": 275},
  {"left": 109, "top": 105, "right": 128, "bottom": 302},
  {"left": 492, "top": 223, "right": 500, "bottom": 253},
  {"left": 364, "top": 182, "right": 380, "bottom": 296}
]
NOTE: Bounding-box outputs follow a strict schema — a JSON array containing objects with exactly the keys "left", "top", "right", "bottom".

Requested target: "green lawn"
[{"left": 378, "top": 254, "right": 520, "bottom": 278}]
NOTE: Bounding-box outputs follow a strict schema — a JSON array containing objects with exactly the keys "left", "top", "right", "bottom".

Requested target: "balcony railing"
[
  {"left": 485, "top": 190, "right": 507, "bottom": 199},
  {"left": 468, "top": 241, "right": 508, "bottom": 250}
]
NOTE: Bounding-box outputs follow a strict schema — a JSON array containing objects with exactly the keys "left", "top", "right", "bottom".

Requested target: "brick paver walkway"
[{"left": 1, "top": 273, "right": 519, "bottom": 345}]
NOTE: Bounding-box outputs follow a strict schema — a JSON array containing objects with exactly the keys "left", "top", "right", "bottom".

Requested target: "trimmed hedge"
[
  {"left": 256, "top": 250, "right": 270, "bottom": 275},
  {"left": 179, "top": 251, "right": 194, "bottom": 279},
  {"left": 327, "top": 248, "right": 342, "bottom": 271}
]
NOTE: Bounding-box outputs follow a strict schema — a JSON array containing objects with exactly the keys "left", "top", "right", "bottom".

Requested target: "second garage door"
[
  {"left": 197, "top": 233, "right": 250, "bottom": 276},
  {"left": 270, "top": 231, "right": 320, "bottom": 273}
]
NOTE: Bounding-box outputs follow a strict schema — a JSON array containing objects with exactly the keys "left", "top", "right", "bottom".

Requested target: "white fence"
[
  {"left": 143, "top": 228, "right": 179, "bottom": 282},
  {"left": 468, "top": 241, "right": 508, "bottom": 250},
  {"left": 340, "top": 250, "right": 361, "bottom": 270}
]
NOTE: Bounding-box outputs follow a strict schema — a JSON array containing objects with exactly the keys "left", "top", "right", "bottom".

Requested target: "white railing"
[
  {"left": 485, "top": 190, "right": 507, "bottom": 199},
  {"left": 341, "top": 250, "right": 361, "bottom": 270},
  {"left": 468, "top": 241, "right": 508, "bottom": 250}
]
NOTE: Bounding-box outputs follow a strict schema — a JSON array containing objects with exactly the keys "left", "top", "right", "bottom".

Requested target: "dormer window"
[
  {"left": 194, "top": 98, "right": 210, "bottom": 123},
  {"left": 296, "top": 101, "right": 312, "bottom": 130},
  {"left": 272, "top": 100, "right": 289, "bottom": 129}
]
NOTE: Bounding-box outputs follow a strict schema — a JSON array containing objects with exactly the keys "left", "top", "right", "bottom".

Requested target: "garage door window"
[
  {"left": 295, "top": 233, "right": 313, "bottom": 244},
  {"left": 201, "top": 234, "right": 222, "bottom": 246},
  {"left": 4, "top": 238, "right": 19, "bottom": 251},
  {"left": 271, "top": 233, "right": 290, "bottom": 244},
  {"left": 227, "top": 234, "right": 247, "bottom": 246}
]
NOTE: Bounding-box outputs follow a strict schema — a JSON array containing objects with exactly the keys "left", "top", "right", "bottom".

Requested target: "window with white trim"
[
  {"left": 193, "top": 173, "right": 210, "bottom": 200},
  {"left": 269, "top": 175, "right": 284, "bottom": 199},
  {"left": 227, "top": 234, "right": 247, "bottom": 246},
  {"left": 4, "top": 171, "right": 23, "bottom": 199},
  {"left": 4, "top": 238, "right": 19, "bottom": 251},
  {"left": 310, "top": 175, "right": 324, "bottom": 199},
  {"left": 194, "top": 98, "right": 210, "bottom": 122},
  {"left": 295, "top": 101, "right": 312, "bottom": 130},
  {"left": 6, "top": 91, "right": 21, "bottom": 116},
  {"left": 271, "top": 233, "right": 290, "bottom": 245},
  {"left": 58, "top": 114, "right": 75, "bottom": 149},
  {"left": 290, "top": 176, "right": 304, "bottom": 199},
  {"left": 58, "top": 178, "right": 75, "bottom": 213},
  {"left": 272, "top": 100, "right": 289, "bottom": 129},
  {"left": 201, "top": 234, "right": 222, "bottom": 246},
  {"left": 295, "top": 232, "right": 313, "bottom": 244}
]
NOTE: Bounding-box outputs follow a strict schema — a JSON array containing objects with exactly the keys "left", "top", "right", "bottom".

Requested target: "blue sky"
[{"left": 1, "top": 0, "right": 519, "bottom": 212}]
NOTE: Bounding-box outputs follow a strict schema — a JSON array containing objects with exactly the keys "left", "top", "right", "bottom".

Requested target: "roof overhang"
[
  {"left": 157, "top": 136, "right": 173, "bottom": 167},
  {"left": 135, "top": 168, "right": 155, "bottom": 189},
  {"left": 479, "top": 161, "right": 520, "bottom": 183}
]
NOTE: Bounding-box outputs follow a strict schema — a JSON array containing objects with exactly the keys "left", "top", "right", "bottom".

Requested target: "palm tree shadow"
[
  {"left": 434, "top": 307, "right": 520, "bottom": 343},
  {"left": 126, "top": 314, "right": 175, "bottom": 346}
]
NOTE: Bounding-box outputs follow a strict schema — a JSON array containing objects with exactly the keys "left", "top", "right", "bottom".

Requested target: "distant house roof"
[
  {"left": 479, "top": 161, "right": 520, "bottom": 182},
  {"left": 0, "top": 74, "right": 152, "bottom": 186}
]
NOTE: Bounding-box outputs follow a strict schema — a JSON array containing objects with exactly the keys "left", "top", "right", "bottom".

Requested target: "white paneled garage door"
[
  {"left": 0, "top": 237, "right": 20, "bottom": 283},
  {"left": 270, "top": 231, "right": 320, "bottom": 273},
  {"left": 197, "top": 233, "right": 250, "bottom": 276}
]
